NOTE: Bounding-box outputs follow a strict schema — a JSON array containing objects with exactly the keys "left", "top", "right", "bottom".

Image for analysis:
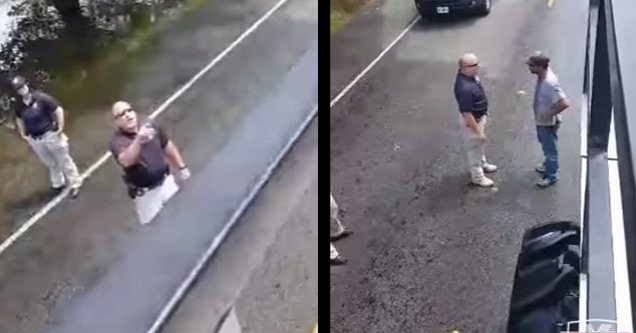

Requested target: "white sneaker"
[
  {"left": 472, "top": 176, "right": 495, "bottom": 187},
  {"left": 535, "top": 163, "right": 545, "bottom": 173},
  {"left": 482, "top": 163, "right": 498, "bottom": 173}
]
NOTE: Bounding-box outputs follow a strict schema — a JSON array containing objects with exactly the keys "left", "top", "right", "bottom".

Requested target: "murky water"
[
  {"left": 0, "top": 0, "right": 195, "bottom": 114},
  {"left": 0, "top": 0, "right": 200, "bottom": 231}
]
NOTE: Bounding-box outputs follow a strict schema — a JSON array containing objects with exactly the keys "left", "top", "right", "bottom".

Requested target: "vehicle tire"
[
  {"left": 414, "top": 1, "right": 433, "bottom": 18},
  {"left": 477, "top": 0, "right": 491, "bottom": 16},
  {"left": 506, "top": 221, "right": 580, "bottom": 333}
]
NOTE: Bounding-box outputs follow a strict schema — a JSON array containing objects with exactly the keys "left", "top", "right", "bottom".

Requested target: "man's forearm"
[
  {"left": 15, "top": 119, "right": 27, "bottom": 139},
  {"left": 164, "top": 141, "right": 186, "bottom": 169},
  {"left": 551, "top": 98, "right": 569, "bottom": 116},
  {"left": 462, "top": 112, "right": 482, "bottom": 135},
  {"left": 54, "top": 107, "right": 64, "bottom": 133},
  {"left": 118, "top": 138, "right": 143, "bottom": 167}
]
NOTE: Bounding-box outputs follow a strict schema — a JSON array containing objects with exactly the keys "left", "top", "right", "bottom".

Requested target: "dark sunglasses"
[{"left": 114, "top": 108, "right": 134, "bottom": 119}]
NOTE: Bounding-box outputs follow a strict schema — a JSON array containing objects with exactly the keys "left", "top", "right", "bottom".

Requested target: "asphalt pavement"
[
  {"left": 330, "top": 0, "right": 587, "bottom": 332},
  {"left": 161, "top": 120, "right": 318, "bottom": 333},
  {"left": 0, "top": 0, "right": 317, "bottom": 331}
]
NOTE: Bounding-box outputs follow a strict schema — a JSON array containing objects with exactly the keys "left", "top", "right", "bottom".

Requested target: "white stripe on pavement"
[
  {"left": 330, "top": 16, "right": 420, "bottom": 109},
  {"left": 145, "top": 105, "right": 318, "bottom": 333}
]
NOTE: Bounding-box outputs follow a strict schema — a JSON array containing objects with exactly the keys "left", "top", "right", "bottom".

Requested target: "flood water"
[{"left": 0, "top": 0, "right": 198, "bottom": 233}]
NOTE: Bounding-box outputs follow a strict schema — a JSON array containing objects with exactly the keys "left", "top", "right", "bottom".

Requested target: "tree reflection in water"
[{"left": 0, "top": 0, "right": 185, "bottom": 122}]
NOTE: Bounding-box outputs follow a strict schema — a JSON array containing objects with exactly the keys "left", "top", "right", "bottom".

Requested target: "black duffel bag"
[{"left": 507, "top": 221, "right": 581, "bottom": 333}]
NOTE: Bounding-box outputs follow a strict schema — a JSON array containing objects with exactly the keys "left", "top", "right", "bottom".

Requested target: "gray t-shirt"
[{"left": 533, "top": 68, "right": 566, "bottom": 126}]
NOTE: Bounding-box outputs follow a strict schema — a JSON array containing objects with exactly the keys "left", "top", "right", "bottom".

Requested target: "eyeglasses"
[
  {"left": 114, "top": 108, "right": 133, "bottom": 119},
  {"left": 463, "top": 62, "right": 479, "bottom": 68}
]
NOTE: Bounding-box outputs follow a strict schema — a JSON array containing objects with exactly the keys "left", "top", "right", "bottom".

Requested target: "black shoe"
[
  {"left": 51, "top": 186, "right": 64, "bottom": 196},
  {"left": 69, "top": 187, "right": 80, "bottom": 199},
  {"left": 331, "top": 256, "right": 348, "bottom": 266},
  {"left": 330, "top": 229, "right": 353, "bottom": 242}
]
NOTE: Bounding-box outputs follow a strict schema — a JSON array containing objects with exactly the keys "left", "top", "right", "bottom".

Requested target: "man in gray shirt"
[{"left": 527, "top": 52, "right": 570, "bottom": 187}]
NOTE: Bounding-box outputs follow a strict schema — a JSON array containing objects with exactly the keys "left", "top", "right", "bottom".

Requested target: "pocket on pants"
[{"left": 46, "top": 132, "right": 69, "bottom": 150}]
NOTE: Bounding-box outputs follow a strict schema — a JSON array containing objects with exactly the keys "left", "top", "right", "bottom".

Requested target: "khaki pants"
[
  {"left": 134, "top": 175, "right": 179, "bottom": 225},
  {"left": 330, "top": 193, "right": 345, "bottom": 236},
  {"left": 331, "top": 243, "right": 340, "bottom": 260},
  {"left": 460, "top": 115, "right": 489, "bottom": 182},
  {"left": 27, "top": 131, "right": 82, "bottom": 189}
]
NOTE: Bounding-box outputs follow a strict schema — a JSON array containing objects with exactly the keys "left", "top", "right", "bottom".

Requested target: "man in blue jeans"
[{"left": 527, "top": 52, "right": 570, "bottom": 187}]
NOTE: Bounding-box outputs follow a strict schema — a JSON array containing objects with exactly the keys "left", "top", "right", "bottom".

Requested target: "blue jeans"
[{"left": 537, "top": 125, "right": 559, "bottom": 181}]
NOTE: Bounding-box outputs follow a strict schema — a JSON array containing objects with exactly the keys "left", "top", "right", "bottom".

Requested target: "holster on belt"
[
  {"left": 123, "top": 175, "right": 143, "bottom": 199},
  {"left": 122, "top": 171, "right": 167, "bottom": 199}
]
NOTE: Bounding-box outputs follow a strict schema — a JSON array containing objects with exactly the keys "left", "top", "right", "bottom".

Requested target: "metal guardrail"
[{"left": 582, "top": 0, "right": 636, "bottom": 330}]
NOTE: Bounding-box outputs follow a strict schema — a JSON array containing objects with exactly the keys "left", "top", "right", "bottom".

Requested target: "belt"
[
  {"left": 129, "top": 174, "right": 167, "bottom": 199},
  {"left": 29, "top": 131, "right": 51, "bottom": 140},
  {"left": 473, "top": 112, "right": 487, "bottom": 121}
]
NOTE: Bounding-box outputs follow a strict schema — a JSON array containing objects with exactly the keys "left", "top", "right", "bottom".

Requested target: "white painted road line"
[
  {"left": 145, "top": 104, "right": 318, "bottom": 333},
  {"left": 608, "top": 160, "right": 634, "bottom": 333},
  {"left": 0, "top": 0, "right": 290, "bottom": 257},
  {"left": 215, "top": 307, "right": 242, "bottom": 333},
  {"left": 330, "top": 16, "right": 420, "bottom": 109}
]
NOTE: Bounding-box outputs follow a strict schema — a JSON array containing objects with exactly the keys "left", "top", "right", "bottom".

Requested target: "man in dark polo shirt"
[
  {"left": 109, "top": 101, "right": 190, "bottom": 225},
  {"left": 454, "top": 53, "right": 497, "bottom": 187},
  {"left": 12, "top": 76, "right": 82, "bottom": 197}
]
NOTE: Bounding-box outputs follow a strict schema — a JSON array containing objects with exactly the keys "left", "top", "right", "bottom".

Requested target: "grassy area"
[{"left": 330, "top": 0, "right": 371, "bottom": 34}]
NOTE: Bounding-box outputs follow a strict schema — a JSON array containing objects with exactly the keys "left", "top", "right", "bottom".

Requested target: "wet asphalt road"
[
  {"left": 0, "top": 0, "right": 317, "bottom": 331},
  {"left": 161, "top": 120, "right": 318, "bottom": 333},
  {"left": 330, "top": 0, "right": 587, "bottom": 332}
]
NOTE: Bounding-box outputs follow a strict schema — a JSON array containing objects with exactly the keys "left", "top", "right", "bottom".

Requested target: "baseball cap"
[
  {"left": 10, "top": 76, "right": 26, "bottom": 89},
  {"left": 526, "top": 52, "right": 550, "bottom": 67}
]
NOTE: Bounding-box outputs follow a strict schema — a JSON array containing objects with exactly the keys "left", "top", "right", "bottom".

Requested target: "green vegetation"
[
  {"left": 331, "top": 9, "right": 346, "bottom": 33},
  {"left": 330, "top": 0, "right": 371, "bottom": 34},
  {"left": 49, "top": 0, "right": 208, "bottom": 113}
]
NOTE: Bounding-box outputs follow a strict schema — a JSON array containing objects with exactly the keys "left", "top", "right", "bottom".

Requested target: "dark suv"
[{"left": 414, "top": 0, "right": 491, "bottom": 17}]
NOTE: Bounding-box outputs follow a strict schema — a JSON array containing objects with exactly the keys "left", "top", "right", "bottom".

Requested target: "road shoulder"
[{"left": 162, "top": 120, "right": 318, "bottom": 333}]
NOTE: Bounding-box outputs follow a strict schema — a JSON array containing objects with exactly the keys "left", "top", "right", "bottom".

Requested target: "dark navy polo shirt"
[
  {"left": 14, "top": 91, "right": 59, "bottom": 137},
  {"left": 454, "top": 72, "right": 489, "bottom": 119}
]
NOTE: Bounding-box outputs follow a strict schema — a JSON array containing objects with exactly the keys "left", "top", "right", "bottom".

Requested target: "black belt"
[
  {"left": 473, "top": 112, "right": 487, "bottom": 121},
  {"left": 29, "top": 131, "right": 51, "bottom": 140},
  {"left": 126, "top": 173, "right": 168, "bottom": 199}
]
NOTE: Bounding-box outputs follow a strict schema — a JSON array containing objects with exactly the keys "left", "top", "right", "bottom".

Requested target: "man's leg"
[
  {"left": 27, "top": 136, "right": 65, "bottom": 189},
  {"left": 330, "top": 193, "right": 352, "bottom": 240},
  {"left": 478, "top": 116, "right": 497, "bottom": 173},
  {"left": 462, "top": 124, "right": 493, "bottom": 186},
  {"left": 134, "top": 186, "right": 165, "bottom": 225},
  {"left": 537, "top": 126, "right": 559, "bottom": 185},
  {"left": 330, "top": 243, "right": 346, "bottom": 265},
  {"left": 159, "top": 174, "right": 179, "bottom": 205},
  {"left": 46, "top": 132, "right": 82, "bottom": 190}
]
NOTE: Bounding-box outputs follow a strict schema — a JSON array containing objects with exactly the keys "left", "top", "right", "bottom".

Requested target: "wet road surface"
[
  {"left": 161, "top": 120, "right": 317, "bottom": 333},
  {"left": 330, "top": 0, "right": 587, "bottom": 332},
  {"left": 0, "top": 0, "right": 317, "bottom": 331}
]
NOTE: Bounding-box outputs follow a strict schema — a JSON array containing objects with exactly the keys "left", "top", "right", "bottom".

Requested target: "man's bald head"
[
  {"left": 459, "top": 53, "right": 478, "bottom": 67},
  {"left": 111, "top": 100, "right": 138, "bottom": 132},
  {"left": 112, "top": 101, "right": 132, "bottom": 115},
  {"left": 458, "top": 53, "right": 480, "bottom": 77}
]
